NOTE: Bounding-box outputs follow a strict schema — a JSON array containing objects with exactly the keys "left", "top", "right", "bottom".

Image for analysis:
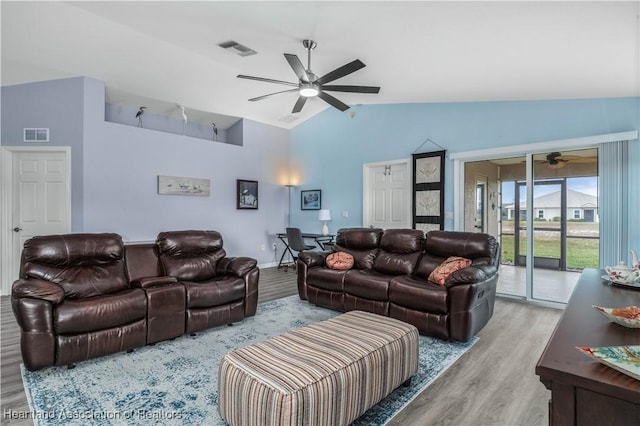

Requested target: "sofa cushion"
[
  {"left": 326, "top": 252, "right": 354, "bottom": 270},
  {"left": 425, "top": 230, "right": 499, "bottom": 266},
  {"left": 335, "top": 228, "right": 383, "bottom": 248},
  {"left": 373, "top": 251, "right": 421, "bottom": 276},
  {"left": 183, "top": 276, "right": 246, "bottom": 309},
  {"left": 157, "top": 230, "right": 226, "bottom": 281},
  {"left": 125, "top": 243, "right": 163, "bottom": 282},
  {"left": 344, "top": 270, "right": 392, "bottom": 301},
  {"left": 22, "top": 233, "right": 129, "bottom": 299},
  {"left": 379, "top": 229, "right": 424, "bottom": 253},
  {"left": 372, "top": 229, "right": 423, "bottom": 276},
  {"left": 54, "top": 288, "right": 147, "bottom": 334},
  {"left": 429, "top": 257, "right": 472, "bottom": 285},
  {"left": 389, "top": 276, "right": 449, "bottom": 314},
  {"left": 307, "top": 268, "right": 347, "bottom": 292},
  {"left": 333, "top": 228, "right": 383, "bottom": 269}
]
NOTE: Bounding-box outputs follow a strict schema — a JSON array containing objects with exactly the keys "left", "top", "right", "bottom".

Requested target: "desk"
[
  {"left": 535, "top": 268, "right": 640, "bottom": 425},
  {"left": 276, "top": 232, "right": 335, "bottom": 268}
]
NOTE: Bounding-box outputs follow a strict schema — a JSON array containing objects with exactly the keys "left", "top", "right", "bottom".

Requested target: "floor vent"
[{"left": 218, "top": 40, "right": 257, "bottom": 57}]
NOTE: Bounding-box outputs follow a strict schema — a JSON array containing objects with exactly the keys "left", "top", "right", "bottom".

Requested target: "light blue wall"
[
  {"left": 289, "top": 98, "right": 640, "bottom": 248},
  {"left": 3, "top": 77, "right": 639, "bottom": 260},
  {"left": 1, "top": 77, "right": 86, "bottom": 230}
]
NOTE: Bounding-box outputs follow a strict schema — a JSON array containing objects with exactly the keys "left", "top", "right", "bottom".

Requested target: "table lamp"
[{"left": 318, "top": 209, "right": 332, "bottom": 236}]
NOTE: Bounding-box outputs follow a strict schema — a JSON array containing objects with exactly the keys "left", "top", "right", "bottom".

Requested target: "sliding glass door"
[
  {"left": 514, "top": 180, "right": 564, "bottom": 271},
  {"left": 463, "top": 148, "right": 599, "bottom": 305}
]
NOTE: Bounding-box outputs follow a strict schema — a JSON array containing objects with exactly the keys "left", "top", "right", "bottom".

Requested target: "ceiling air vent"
[
  {"left": 23, "top": 128, "right": 50, "bottom": 142},
  {"left": 218, "top": 40, "right": 257, "bottom": 57},
  {"left": 278, "top": 115, "right": 299, "bottom": 124}
]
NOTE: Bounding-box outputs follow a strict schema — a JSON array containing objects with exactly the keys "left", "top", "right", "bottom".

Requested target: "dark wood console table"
[{"left": 535, "top": 268, "right": 640, "bottom": 425}]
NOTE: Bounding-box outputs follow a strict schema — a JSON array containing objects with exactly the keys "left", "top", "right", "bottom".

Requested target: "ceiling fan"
[
  {"left": 537, "top": 152, "right": 597, "bottom": 169},
  {"left": 237, "top": 39, "right": 380, "bottom": 113}
]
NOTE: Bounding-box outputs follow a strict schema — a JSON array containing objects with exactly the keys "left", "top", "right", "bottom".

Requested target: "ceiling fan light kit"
[
  {"left": 299, "top": 83, "right": 319, "bottom": 97},
  {"left": 237, "top": 39, "right": 380, "bottom": 113}
]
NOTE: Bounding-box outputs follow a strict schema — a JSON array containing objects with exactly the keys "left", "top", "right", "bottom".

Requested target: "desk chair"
[{"left": 283, "top": 227, "right": 315, "bottom": 271}]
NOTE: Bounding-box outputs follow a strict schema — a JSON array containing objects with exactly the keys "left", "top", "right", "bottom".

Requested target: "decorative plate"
[
  {"left": 600, "top": 275, "right": 640, "bottom": 289},
  {"left": 576, "top": 345, "right": 640, "bottom": 381},
  {"left": 593, "top": 305, "right": 640, "bottom": 328}
]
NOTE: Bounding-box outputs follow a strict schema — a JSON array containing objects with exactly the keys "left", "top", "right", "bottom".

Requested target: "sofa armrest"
[
  {"left": 12, "top": 279, "right": 65, "bottom": 304},
  {"left": 447, "top": 270, "right": 499, "bottom": 341},
  {"left": 131, "top": 276, "right": 178, "bottom": 289},
  {"left": 298, "top": 251, "right": 329, "bottom": 268},
  {"left": 216, "top": 257, "right": 258, "bottom": 278},
  {"left": 445, "top": 265, "right": 497, "bottom": 287}
]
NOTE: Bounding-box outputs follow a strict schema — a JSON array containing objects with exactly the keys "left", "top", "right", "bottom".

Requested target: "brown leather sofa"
[
  {"left": 297, "top": 228, "right": 500, "bottom": 342},
  {"left": 11, "top": 230, "right": 259, "bottom": 371}
]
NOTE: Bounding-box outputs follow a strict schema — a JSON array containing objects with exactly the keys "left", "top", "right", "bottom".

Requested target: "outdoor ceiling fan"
[
  {"left": 538, "top": 152, "right": 597, "bottom": 169},
  {"left": 237, "top": 39, "right": 380, "bottom": 113}
]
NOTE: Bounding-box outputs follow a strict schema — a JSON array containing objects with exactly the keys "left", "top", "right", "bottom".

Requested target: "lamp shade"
[{"left": 318, "top": 209, "right": 332, "bottom": 221}]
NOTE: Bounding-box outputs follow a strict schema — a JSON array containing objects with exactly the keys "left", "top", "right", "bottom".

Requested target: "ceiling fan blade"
[
  {"left": 284, "top": 54, "right": 309, "bottom": 82},
  {"left": 292, "top": 96, "right": 307, "bottom": 114},
  {"left": 237, "top": 74, "right": 299, "bottom": 87},
  {"left": 317, "top": 59, "right": 366, "bottom": 84},
  {"left": 249, "top": 88, "right": 299, "bottom": 102},
  {"left": 563, "top": 157, "right": 597, "bottom": 163},
  {"left": 321, "top": 84, "right": 380, "bottom": 94},
  {"left": 318, "top": 91, "right": 350, "bottom": 111}
]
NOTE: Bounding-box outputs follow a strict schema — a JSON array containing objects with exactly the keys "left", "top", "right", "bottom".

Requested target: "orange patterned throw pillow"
[
  {"left": 428, "top": 256, "right": 472, "bottom": 285},
  {"left": 326, "top": 252, "right": 355, "bottom": 270}
]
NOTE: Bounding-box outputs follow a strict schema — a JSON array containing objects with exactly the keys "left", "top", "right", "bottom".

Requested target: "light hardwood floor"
[{"left": 1, "top": 267, "right": 562, "bottom": 426}]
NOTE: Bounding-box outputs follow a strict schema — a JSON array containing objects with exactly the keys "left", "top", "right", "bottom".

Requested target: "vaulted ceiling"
[{"left": 2, "top": 1, "right": 639, "bottom": 129}]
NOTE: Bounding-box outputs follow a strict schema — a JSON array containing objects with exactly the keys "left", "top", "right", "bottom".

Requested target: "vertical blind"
[{"left": 598, "top": 140, "right": 630, "bottom": 267}]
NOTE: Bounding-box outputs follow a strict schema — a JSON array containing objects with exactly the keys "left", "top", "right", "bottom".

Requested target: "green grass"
[
  {"left": 501, "top": 220, "right": 599, "bottom": 236},
  {"left": 501, "top": 221, "right": 600, "bottom": 269}
]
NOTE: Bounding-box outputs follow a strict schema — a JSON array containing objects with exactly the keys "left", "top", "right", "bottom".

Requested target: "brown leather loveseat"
[
  {"left": 297, "top": 228, "right": 500, "bottom": 342},
  {"left": 11, "top": 230, "right": 258, "bottom": 371}
]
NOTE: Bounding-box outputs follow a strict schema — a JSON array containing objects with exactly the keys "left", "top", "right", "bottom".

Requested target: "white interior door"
[
  {"left": 363, "top": 159, "right": 411, "bottom": 229},
  {"left": 1, "top": 148, "right": 71, "bottom": 294}
]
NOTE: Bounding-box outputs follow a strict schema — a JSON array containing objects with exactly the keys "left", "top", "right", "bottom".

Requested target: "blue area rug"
[{"left": 21, "top": 295, "right": 476, "bottom": 425}]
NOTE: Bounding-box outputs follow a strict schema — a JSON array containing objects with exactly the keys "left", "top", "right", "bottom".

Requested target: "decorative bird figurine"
[
  {"left": 177, "top": 104, "right": 187, "bottom": 135},
  {"left": 135, "top": 106, "right": 146, "bottom": 127},
  {"left": 212, "top": 122, "right": 218, "bottom": 141}
]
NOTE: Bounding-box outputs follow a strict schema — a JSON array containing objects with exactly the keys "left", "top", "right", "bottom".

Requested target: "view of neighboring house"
[{"left": 504, "top": 189, "right": 599, "bottom": 222}]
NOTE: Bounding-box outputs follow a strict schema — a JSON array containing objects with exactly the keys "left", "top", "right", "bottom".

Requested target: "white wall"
[
  {"left": 81, "top": 77, "right": 290, "bottom": 265},
  {"left": 463, "top": 161, "right": 500, "bottom": 237}
]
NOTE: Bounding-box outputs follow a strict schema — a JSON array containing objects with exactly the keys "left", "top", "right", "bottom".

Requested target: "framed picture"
[
  {"left": 412, "top": 150, "right": 446, "bottom": 231},
  {"left": 237, "top": 179, "right": 258, "bottom": 209},
  {"left": 301, "top": 189, "right": 321, "bottom": 210},
  {"left": 158, "top": 175, "right": 210, "bottom": 197}
]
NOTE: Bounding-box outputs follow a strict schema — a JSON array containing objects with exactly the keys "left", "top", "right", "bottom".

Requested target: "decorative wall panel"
[{"left": 412, "top": 151, "right": 445, "bottom": 231}]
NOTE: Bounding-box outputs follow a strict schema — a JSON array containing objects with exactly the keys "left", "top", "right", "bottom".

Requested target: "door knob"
[{"left": 13, "top": 227, "right": 22, "bottom": 232}]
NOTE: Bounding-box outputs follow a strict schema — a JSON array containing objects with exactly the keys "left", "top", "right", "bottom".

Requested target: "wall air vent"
[
  {"left": 23, "top": 128, "right": 50, "bottom": 142},
  {"left": 218, "top": 40, "right": 257, "bottom": 57}
]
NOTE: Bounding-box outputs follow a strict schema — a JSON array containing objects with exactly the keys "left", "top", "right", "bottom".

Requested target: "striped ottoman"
[{"left": 218, "top": 310, "right": 419, "bottom": 426}]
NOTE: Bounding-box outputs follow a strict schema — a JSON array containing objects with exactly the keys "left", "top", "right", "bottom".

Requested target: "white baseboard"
[{"left": 258, "top": 261, "right": 281, "bottom": 269}]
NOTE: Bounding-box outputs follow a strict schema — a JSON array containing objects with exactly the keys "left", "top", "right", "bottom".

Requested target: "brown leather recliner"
[
  {"left": 389, "top": 230, "right": 500, "bottom": 341},
  {"left": 12, "top": 230, "right": 260, "bottom": 371},
  {"left": 297, "top": 228, "right": 500, "bottom": 342},
  {"left": 156, "top": 230, "right": 259, "bottom": 334},
  {"left": 11, "top": 233, "right": 147, "bottom": 371}
]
